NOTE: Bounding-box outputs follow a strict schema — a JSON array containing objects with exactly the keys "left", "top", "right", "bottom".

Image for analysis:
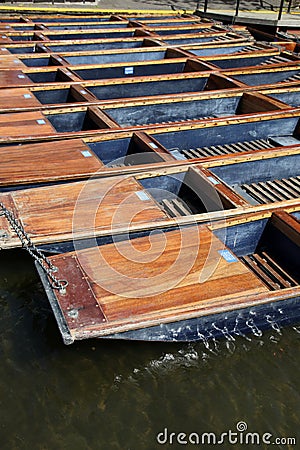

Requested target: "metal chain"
[{"left": 0, "top": 201, "right": 68, "bottom": 294}]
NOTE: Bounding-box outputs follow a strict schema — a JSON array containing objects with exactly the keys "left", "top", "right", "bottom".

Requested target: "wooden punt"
[
  {"left": 1, "top": 127, "right": 300, "bottom": 191},
  {"left": 224, "top": 64, "right": 300, "bottom": 88},
  {"left": 259, "top": 86, "right": 300, "bottom": 109},
  {"left": 0, "top": 56, "right": 216, "bottom": 89},
  {"left": 1, "top": 156, "right": 300, "bottom": 251},
  {"left": 141, "top": 110, "right": 300, "bottom": 161},
  {"left": 0, "top": 108, "right": 299, "bottom": 175},
  {"left": 1, "top": 36, "right": 253, "bottom": 58},
  {"left": 202, "top": 50, "right": 299, "bottom": 70},
  {"left": 34, "top": 209, "right": 300, "bottom": 343},
  {"left": 0, "top": 47, "right": 294, "bottom": 92},
  {"left": 1, "top": 64, "right": 300, "bottom": 115},
  {"left": 0, "top": 36, "right": 252, "bottom": 64},
  {"left": 200, "top": 151, "right": 300, "bottom": 207},
  {"left": 0, "top": 91, "right": 288, "bottom": 143},
  {"left": 2, "top": 36, "right": 260, "bottom": 73},
  {"left": 0, "top": 14, "right": 211, "bottom": 25},
  {"left": 0, "top": 73, "right": 243, "bottom": 113},
  {"left": 1, "top": 25, "right": 231, "bottom": 44}
]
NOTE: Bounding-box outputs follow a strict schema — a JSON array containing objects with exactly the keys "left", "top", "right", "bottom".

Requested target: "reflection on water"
[{"left": 0, "top": 250, "right": 300, "bottom": 449}]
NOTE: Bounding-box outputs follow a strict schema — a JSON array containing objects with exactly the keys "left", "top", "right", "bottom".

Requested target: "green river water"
[{"left": 0, "top": 249, "right": 299, "bottom": 450}]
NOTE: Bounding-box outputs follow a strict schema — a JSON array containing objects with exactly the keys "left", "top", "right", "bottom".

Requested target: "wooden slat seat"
[
  {"left": 241, "top": 250, "right": 298, "bottom": 290},
  {"left": 260, "top": 55, "right": 293, "bottom": 65},
  {"left": 180, "top": 138, "right": 273, "bottom": 159},
  {"left": 241, "top": 176, "right": 300, "bottom": 204},
  {"left": 159, "top": 198, "right": 191, "bottom": 217},
  {"left": 282, "top": 73, "right": 300, "bottom": 83}
]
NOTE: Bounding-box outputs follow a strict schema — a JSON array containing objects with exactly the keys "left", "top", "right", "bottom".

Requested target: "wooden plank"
[
  {"left": 0, "top": 87, "right": 41, "bottom": 110},
  {"left": 0, "top": 55, "right": 26, "bottom": 70},
  {"left": 0, "top": 70, "right": 34, "bottom": 88},
  {"left": 274, "top": 179, "right": 298, "bottom": 198},
  {"left": 257, "top": 182, "right": 281, "bottom": 202},
  {"left": 281, "top": 178, "right": 300, "bottom": 196},
  {"left": 48, "top": 254, "right": 107, "bottom": 335},
  {"left": 48, "top": 225, "right": 268, "bottom": 337},
  {"left": 252, "top": 253, "right": 292, "bottom": 288},
  {"left": 271, "top": 210, "right": 300, "bottom": 247},
  {"left": 0, "top": 139, "right": 104, "bottom": 186},
  {"left": 265, "top": 181, "right": 288, "bottom": 201},
  {"left": 241, "top": 183, "right": 270, "bottom": 204},
  {"left": 0, "top": 176, "right": 168, "bottom": 243},
  {"left": 0, "top": 110, "right": 55, "bottom": 138}
]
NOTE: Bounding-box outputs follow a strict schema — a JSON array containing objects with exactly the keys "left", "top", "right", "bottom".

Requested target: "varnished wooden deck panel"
[
  {"left": 0, "top": 139, "right": 103, "bottom": 186},
  {"left": 47, "top": 225, "right": 269, "bottom": 338},
  {"left": 0, "top": 70, "right": 33, "bottom": 88},
  {"left": 0, "top": 87, "right": 41, "bottom": 109},
  {"left": 0, "top": 176, "right": 168, "bottom": 245},
  {"left": 0, "top": 110, "right": 55, "bottom": 137}
]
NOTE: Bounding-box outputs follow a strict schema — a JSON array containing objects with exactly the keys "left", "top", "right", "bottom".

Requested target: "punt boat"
[
  {"left": 0, "top": 91, "right": 289, "bottom": 143},
  {"left": 1, "top": 149, "right": 300, "bottom": 250},
  {"left": 35, "top": 209, "right": 300, "bottom": 343},
  {"left": 0, "top": 73, "right": 242, "bottom": 113}
]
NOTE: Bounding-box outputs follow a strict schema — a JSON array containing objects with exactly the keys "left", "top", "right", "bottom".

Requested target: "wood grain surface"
[
  {"left": 0, "top": 139, "right": 103, "bottom": 186},
  {"left": 0, "top": 175, "right": 168, "bottom": 242},
  {"left": 49, "top": 225, "right": 269, "bottom": 338}
]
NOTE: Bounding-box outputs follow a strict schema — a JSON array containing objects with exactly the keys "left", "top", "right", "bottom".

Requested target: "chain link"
[{"left": 0, "top": 201, "right": 68, "bottom": 294}]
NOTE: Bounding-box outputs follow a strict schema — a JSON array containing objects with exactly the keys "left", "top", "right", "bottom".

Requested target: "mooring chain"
[{"left": 0, "top": 201, "right": 68, "bottom": 294}]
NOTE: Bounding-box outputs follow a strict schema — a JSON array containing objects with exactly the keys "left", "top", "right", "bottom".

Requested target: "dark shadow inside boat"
[
  {"left": 184, "top": 43, "right": 264, "bottom": 58},
  {"left": 154, "top": 26, "right": 220, "bottom": 36},
  {"left": 104, "top": 92, "right": 283, "bottom": 127},
  {"left": 25, "top": 68, "right": 73, "bottom": 83},
  {"left": 210, "top": 153, "right": 300, "bottom": 205},
  {"left": 64, "top": 49, "right": 169, "bottom": 65},
  {"left": 71, "top": 58, "right": 210, "bottom": 81},
  {"left": 46, "top": 107, "right": 113, "bottom": 132},
  {"left": 46, "top": 23, "right": 128, "bottom": 30},
  {"left": 205, "top": 53, "right": 297, "bottom": 69},
  {"left": 162, "top": 35, "right": 228, "bottom": 46},
  {"left": 267, "top": 89, "right": 300, "bottom": 108},
  {"left": 88, "top": 134, "right": 166, "bottom": 166},
  {"left": 46, "top": 30, "right": 137, "bottom": 43},
  {"left": 8, "top": 45, "right": 37, "bottom": 54},
  {"left": 213, "top": 212, "right": 300, "bottom": 290},
  {"left": 33, "top": 86, "right": 87, "bottom": 105},
  {"left": 9, "top": 35, "right": 33, "bottom": 42},
  {"left": 32, "top": 17, "right": 113, "bottom": 23},
  {"left": 21, "top": 55, "right": 65, "bottom": 67},
  {"left": 231, "top": 68, "right": 300, "bottom": 86},
  {"left": 46, "top": 39, "right": 141, "bottom": 53},
  {"left": 152, "top": 114, "right": 300, "bottom": 159},
  {"left": 85, "top": 74, "right": 238, "bottom": 102}
]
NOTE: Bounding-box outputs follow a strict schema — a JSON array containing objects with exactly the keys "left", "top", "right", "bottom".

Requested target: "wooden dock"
[{"left": 0, "top": 11, "right": 299, "bottom": 343}]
